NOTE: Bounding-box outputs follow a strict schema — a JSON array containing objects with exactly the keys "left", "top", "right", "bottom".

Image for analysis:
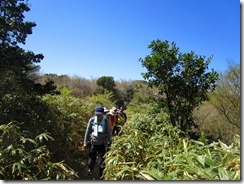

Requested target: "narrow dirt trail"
[
  {"left": 69, "top": 151, "right": 100, "bottom": 180},
  {"left": 79, "top": 160, "right": 99, "bottom": 180}
]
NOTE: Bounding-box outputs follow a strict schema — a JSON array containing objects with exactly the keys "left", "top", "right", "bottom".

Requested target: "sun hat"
[
  {"left": 108, "top": 107, "right": 117, "bottom": 115},
  {"left": 95, "top": 106, "right": 104, "bottom": 115},
  {"left": 111, "top": 107, "right": 117, "bottom": 111},
  {"left": 103, "top": 107, "right": 109, "bottom": 113},
  {"left": 108, "top": 110, "right": 115, "bottom": 115}
]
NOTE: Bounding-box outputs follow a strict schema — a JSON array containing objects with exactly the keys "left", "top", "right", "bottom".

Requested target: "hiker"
[
  {"left": 83, "top": 106, "right": 112, "bottom": 180},
  {"left": 107, "top": 107, "right": 118, "bottom": 134},
  {"left": 103, "top": 107, "right": 109, "bottom": 120},
  {"left": 120, "top": 104, "right": 127, "bottom": 122},
  {"left": 113, "top": 108, "right": 126, "bottom": 136}
]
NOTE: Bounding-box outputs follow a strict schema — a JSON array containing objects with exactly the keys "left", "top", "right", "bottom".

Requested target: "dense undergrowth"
[
  {"left": 0, "top": 93, "right": 240, "bottom": 180},
  {"left": 0, "top": 122, "right": 77, "bottom": 180},
  {"left": 104, "top": 113, "right": 240, "bottom": 180}
]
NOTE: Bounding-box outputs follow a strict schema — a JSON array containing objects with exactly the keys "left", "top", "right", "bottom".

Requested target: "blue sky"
[{"left": 23, "top": 0, "right": 240, "bottom": 81}]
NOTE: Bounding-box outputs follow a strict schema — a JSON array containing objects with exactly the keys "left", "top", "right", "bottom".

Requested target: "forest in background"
[
  {"left": 0, "top": 0, "right": 240, "bottom": 180},
  {"left": 38, "top": 59, "right": 240, "bottom": 145}
]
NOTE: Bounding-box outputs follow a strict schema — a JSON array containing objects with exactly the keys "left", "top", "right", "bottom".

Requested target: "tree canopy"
[
  {"left": 140, "top": 39, "right": 219, "bottom": 133},
  {"left": 0, "top": 0, "right": 36, "bottom": 46}
]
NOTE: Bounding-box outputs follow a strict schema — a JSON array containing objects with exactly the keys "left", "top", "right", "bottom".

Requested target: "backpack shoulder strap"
[
  {"left": 100, "top": 116, "right": 106, "bottom": 126},
  {"left": 92, "top": 116, "right": 98, "bottom": 124}
]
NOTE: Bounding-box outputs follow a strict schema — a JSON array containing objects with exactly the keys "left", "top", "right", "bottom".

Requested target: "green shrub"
[
  {"left": 0, "top": 122, "right": 77, "bottom": 180},
  {"left": 104, "top": 113, "right": 240, "bottom": 180},
  {"left": 87, "top": 92, "right": 115, "bottom": 109},
  {"left": 42, "top": 94, "right": 91, "bottom": 162}
]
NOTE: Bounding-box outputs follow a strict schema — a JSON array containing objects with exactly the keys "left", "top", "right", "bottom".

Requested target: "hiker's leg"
[
  {"left": 97, "top": 144, "right": 106, "bottom": 180},
  {"left": 113, "top": 125, "right": 118, "bottom": 135},
  {"left": 88, "top": 144, "right": 97, "bottom": 171},
  {"left": 117, "top": 125, "right": 121, "bottom": 135}
]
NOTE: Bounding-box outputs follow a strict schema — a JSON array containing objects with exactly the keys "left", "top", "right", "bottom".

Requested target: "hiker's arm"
[{"left": 84, "top": 118, "right": 92, "bottom": 146}]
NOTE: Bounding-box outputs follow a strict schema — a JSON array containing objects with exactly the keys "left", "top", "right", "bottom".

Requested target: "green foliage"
[
  {"left": 104, "top": 113, "right": 240, "bottom": 180},
  {"left": 0, "top": 0, "right": 58, "bottom": 98},
  {"left": 96, "top": 76, "right": 116, "bottom": 93},
  {"left": 42, "top": 92, "right": 115, "bottom": 166},
  {"left": 0, "top": 46, "right": 47, "bottom": 95},
  {"left": 0, "top": 0, "right": 36, "bottom": 46},
  {"left": 96, "top": 76, "right": 119, "bottom": 104},
  {"left": 0, "top": 0, "right": 58, "bottom": 129},
  {"left": 104, "top": 113, "right": 181, "bottom": 180},
  {"left": 0, "top": 122, "right": 77, "bottom": 180},
  {"left": 0, "top": 0, "right": 50, "bottom": 100},
  {"left": 42, "top": 93, "right": 91, "bottom": 162},
  {"left": 126, "top": 101, "right": 167, "bottom": 121},
  {"left": 0, "top": 1, "right": 239, "bottom": 180},
  {"left": 87, "top": 92, "right": 116, "bottom": 110},
  {"left": 139, "top": 39, "right": 219, "bottom": 133},
  {"left": 0, "top": 92, "right": 54, "bottom": 139},
  {"left": 60, "top": 86, "right": 73, "bottom": 97}
]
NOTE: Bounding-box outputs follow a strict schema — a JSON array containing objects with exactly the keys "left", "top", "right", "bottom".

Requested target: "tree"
[
  {"left": 96, "top": 76, "right": 119, "bottom": 103},
  {"left": 0, "top": 1, "right": 82, "bottom": 180},
  {"left": 139, "top": 39, "right": 219, "bottom": 133},
  {"left": 0, "top": 0, "right": 56, "bottom": 95},
  {"left": 115, "top": 79, "right": 136, "bottom": 106},
  {"left": 210, "top": 61, "right": 240, "bottom": 129},
  {"left": 0, "top": 0, "right": 57, "bottom": 126},
  {"left": 0, "top": 0, "right": 36, "bottom": 46},
  {"left": 96, "top": 76, "right": 116, "bottom": 93}
]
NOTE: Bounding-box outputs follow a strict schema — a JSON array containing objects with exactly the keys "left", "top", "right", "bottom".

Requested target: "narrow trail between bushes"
[{"left": 70, "top": 151, "right": 100, "bottom": 180}]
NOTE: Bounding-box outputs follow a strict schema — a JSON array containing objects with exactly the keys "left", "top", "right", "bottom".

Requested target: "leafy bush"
[
  {"left": 0, "top": 122, "right": 77, "bottom": 180},
  {"left": 87, "top": 92, "right": 115, "bottom": 109},
  {"left": 104, "top": 113, "right": 240, "bottom": 180},
  {"left": 42, "top": 93, "right": 91, "bottom": 162},
  {"left": 42, "top": 91, "right": 117, "bottom": 179}
]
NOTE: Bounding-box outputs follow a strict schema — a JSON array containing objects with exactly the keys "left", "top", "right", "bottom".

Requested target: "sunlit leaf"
[
  {"left": 139, "top": 171, "right": 155, "bottom": 180},
  {"left": 196, "top": 155, "right": 205, "bottom": 167},
  {"left": 218, "top": 167, "right": 229, "bottom": 180}
]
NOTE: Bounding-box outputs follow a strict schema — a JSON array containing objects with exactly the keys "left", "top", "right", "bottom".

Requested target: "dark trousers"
[
  {"left": 113, "top": 125, "right": 121, "bottom": 136},
  {"left": 88, "top": 144, "right": 106, "bottom": 179}
]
